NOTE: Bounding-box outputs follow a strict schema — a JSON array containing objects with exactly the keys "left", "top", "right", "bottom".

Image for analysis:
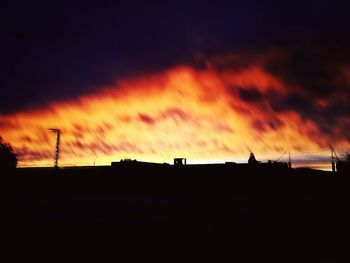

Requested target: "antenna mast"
[{"left": 50, "top": 128, "right": 61, "bottom": 168}]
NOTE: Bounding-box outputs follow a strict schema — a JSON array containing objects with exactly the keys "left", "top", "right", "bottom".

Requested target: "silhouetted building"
[
  {"left": 111, "top": 159, "right": 169, "bottom": 168},
  {"left": 174, "top": 158, "right": 187, "bottom": 166},
  {"left": 267, "top": 160, "right": 290, "bottom": 169}
]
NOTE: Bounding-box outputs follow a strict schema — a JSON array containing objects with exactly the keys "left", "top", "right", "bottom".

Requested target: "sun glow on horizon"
[{"left": 1, "top": 62, "right": 349, "bottom": 169}]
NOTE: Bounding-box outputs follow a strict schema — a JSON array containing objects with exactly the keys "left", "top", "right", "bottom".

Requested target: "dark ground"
[{"left": 0, "top": 166, "right": 349, "bottom": 262}]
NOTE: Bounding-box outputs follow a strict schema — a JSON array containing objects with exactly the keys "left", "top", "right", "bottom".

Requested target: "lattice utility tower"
[{"left": 49, "top": 128, "right": 61, "bottom": 168}]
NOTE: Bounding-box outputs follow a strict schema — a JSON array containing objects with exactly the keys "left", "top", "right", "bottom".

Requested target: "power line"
[
  {"left": 292, "top": 148, "right": 330, "bottom": 154},
  {"left": 274, "top": 149, "right": 288, "bottom": 162}
]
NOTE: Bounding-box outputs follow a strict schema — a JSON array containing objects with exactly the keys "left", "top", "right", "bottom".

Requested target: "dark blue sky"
[{"left": 1, "top": 0, "right": 350, "bottom": 113}]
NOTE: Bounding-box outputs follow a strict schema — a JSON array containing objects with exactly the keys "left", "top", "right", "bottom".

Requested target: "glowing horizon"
[{"left": 1, "top": 56, "right": 349, "bottom": 170}]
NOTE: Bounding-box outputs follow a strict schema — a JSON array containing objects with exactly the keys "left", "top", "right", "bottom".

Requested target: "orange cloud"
[{"left": 0, "top": 60, "right": 349, "bottom": 169}]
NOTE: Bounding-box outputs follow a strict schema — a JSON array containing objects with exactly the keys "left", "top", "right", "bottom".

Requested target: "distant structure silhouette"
[
  {"left": 112, "top": 159, "right": 169, "bottom": 168},
  {"left": 248, "top": 152, "right": 259, "bottom": 165},
  {"left": 0, "top": 137, "right": 18, "bottom": 169},
  {"left": 174, "top": 158, "right": 187, "bottom": 166},
  {"left": 336, "top": 153, "right": 350, "bottom": 174}
]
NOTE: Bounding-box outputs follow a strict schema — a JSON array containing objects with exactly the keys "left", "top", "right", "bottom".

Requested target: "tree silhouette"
[
  {"left": 346, "top": 153, "right": 350, "bottom": 162},
  {"left": 0, "top": 137, "right": 18, "bottom": 169}
]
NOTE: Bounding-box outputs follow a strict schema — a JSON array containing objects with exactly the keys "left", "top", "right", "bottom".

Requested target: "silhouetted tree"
[
  {"left": 336, "top": 152, "right": 350, "bottom": 174},
  {"left": 346, "top": 153, "right": 350, "bottom": 162},
  {"left": 0, "top": 137, "right": 18, "bottom": 169},
  {"left": 248, "top": 152, "right": 259, "bottom": 165}
]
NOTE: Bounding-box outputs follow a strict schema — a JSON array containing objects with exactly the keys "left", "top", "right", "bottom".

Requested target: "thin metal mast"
[
  {"left": 330, "top": 145, "right": 336, "bottom": 173},
  {"left": 288, "top": 149, "right": 292, "bottom": 168},
  {"left": 50, "top": 128, "right": 61, "bottom": 168}
]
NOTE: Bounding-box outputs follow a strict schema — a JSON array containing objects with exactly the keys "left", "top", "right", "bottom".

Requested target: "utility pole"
[
  {"left": 330, "top": 146, "right": 336, "bottom": 173},
  {"left": 50, "top": 128, "right": 61, "bottom": 168},
  {"left": 288, "top": 149, "right": 292, "bottom": 169}
]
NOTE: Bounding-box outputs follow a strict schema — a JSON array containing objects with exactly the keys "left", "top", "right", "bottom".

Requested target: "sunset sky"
[{"left": 1, "top": 1, "right": 349, "bottom": 169}]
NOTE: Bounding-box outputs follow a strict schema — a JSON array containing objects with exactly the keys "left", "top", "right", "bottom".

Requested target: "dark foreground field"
[{"left": 1, "top": 167, "right": 349, "bottom": 262}]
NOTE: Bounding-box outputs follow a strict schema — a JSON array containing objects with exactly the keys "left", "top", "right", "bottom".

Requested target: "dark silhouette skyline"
[{"left": 1, "top": 3, "right": 350, "bottom": 261}]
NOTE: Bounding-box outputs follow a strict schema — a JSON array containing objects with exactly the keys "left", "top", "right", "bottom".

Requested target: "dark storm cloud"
[
  {"left": 265, "top": 44, "right": 350, "bottom": 110},
  {"left": 267, "top": 92, "right": 310, "bottom": 113},
  {"left": 262, "top": 43, "right": 350, "bottom": 139},
  {"left": 238, "top": 87, "right": 263, "bottom": 102},
  {"left": 1, "top": 0, "right": 350, "bottom": 113},
  {"left": 265, "top": 46, "right": 347, "bottom": 97}
]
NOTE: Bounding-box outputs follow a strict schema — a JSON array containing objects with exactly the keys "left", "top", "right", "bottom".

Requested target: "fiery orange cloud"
[{"left": 0, "top": 57, "right": 349, "bottom": 169}]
